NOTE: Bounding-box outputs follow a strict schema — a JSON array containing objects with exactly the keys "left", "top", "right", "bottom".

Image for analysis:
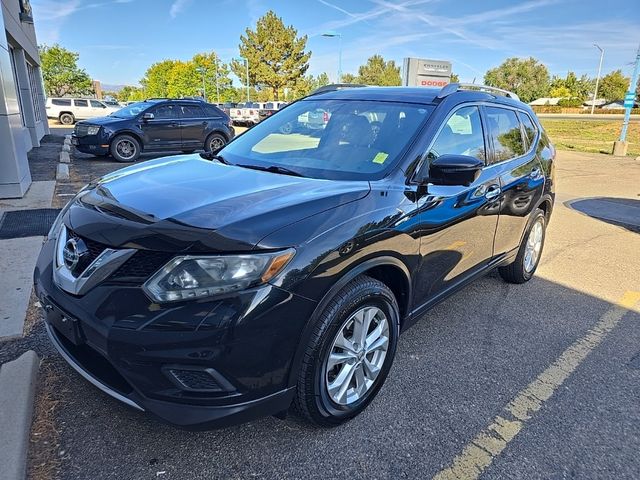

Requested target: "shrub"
[{"left": 557, "top": 97, "right": 583, "bottom": 107}]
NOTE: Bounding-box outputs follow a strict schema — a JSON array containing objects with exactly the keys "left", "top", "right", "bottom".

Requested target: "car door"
[
  {"left": 89, "top": 99, "right": 108, "bottom": 118},
  {"left": 73, "top": 99, "right": 90, "bottom": 119},
  {"left": 139, "top": 104, "right": 181, "bottom": 150},
  {"left": 410, "top": 105, "right": 502, "bottom": 304},
  {"left": 179, "top": 103, "right": 209, "bottom": 150},
  {"left": 483, "top": 106, "right": 545, "bottom": 256}
]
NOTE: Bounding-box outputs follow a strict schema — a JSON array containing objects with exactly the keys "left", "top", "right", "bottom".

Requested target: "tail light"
[{"left": 323, "top": 112, "right": 329, "bottom": 123}]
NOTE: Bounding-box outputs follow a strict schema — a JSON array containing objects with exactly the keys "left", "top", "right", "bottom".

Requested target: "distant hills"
[{"left": 100, "top": 84, "right": 132, "bottom": 92}]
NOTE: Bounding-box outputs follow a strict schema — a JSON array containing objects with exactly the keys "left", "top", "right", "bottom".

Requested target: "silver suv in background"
[{"left": 45, "top": 98, "right": 120, "bottom": 125}]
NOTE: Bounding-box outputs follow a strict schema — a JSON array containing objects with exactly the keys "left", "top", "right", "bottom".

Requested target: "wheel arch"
[{"left": 286, "top": 256, "right": 412, "bottom": 389}]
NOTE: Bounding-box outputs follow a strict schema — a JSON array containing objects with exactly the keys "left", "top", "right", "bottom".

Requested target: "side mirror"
[
  {"left": 142, "top": 112, "right": 154, "bottom": 121},
  {"left": 428, "top": 154, "right": 484, "bottom": 187}
]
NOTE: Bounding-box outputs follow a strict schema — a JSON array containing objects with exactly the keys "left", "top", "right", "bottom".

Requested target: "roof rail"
[
  {"left": 308, "top": 83, "right": 368, "bottom": 96},
  {"left": 437, "top": 83, "right": 520, "bottom": 101}
]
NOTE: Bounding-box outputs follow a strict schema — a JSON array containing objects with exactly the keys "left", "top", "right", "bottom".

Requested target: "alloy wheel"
[
  {"left": 116, "top": 139, "right": 136, "bottom": 160},
  {"left": 524, "top": 218, "right": 544, "bottom": 272},
  {"left": 325, "top": 306, "right": 390, "bottom": 405},
  {"left": 209, "top": 136, "right": 225, "bottom": 151}
]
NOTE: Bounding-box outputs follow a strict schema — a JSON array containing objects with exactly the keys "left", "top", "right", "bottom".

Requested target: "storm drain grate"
[{"left": 0, "top": 209, "right": 61, "bottom": 239}]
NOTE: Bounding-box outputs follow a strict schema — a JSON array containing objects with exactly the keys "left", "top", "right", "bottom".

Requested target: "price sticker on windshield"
[{"left": 372, "top": 152, "right": 389, "bottom": 164}]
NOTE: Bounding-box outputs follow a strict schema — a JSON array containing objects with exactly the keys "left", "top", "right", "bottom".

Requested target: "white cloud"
[{"left": 169, "top": 0, "right": 192, "bottom": 18}]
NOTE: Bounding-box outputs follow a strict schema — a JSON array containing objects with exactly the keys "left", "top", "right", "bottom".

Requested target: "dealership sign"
[{"left": 402, "top": 58, "right": 452, "bottom": 87}]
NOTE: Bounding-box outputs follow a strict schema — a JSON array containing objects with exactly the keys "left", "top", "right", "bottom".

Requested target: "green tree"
[
  {"left": 289, "top": 72, "right": 331, "bottom": 98},
  {"left": 117, "top": 85, "right": 145, "bottom": 102},
  {"left": 140, "top": 59, "right": 177, "bottom": 98},
  {"left": 549, "top": 71, "right": 593, "bottom": 100},
  {"left": 598, "top": 70, "right": 630, "bottom": 102},
  {"left": 450, "top": 73, "right": 460, "bottom": 83},
  {"left": 232, "top": 10, "right": 311, "bottom": 100},
  {"left": 484, "top": 57, "right": 550, "bottom": 103},
  {"left": 192, "top": 52, "right": 234, "bottom": 102},
  {"left": 340, "top": 73, "right": 358, "bottom": 84},
  {"left": 356, "top": 55, "right": 401, "bottom": 86},
  {"left": 39, "top": 44, "right": 93, "bottom": 97}
]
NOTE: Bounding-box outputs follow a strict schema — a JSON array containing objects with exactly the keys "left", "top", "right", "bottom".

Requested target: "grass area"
[{"left": 540, "top": 119, "right": 639, "bottom": 156}]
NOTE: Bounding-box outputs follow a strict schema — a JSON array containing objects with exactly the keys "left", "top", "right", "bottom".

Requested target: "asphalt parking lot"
[{"left": 19, "top": 145, "right": 640, "bottom": 479}]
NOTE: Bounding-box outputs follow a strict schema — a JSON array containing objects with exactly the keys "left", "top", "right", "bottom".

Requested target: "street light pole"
[
  {"left": 322, "top": 31, "right": 342, "bottom": 83},
  {"left": 196, "top": 67, "right": 207, "bottom": 102},
  {"left": 590, "top": 44, "right": 604, "bottom": 115},
  {"left": 245, "top": 58, "right": 249, "bottom": 102},
  {"left": 214, "top": 56, "right": 220, "bottom": 104}
]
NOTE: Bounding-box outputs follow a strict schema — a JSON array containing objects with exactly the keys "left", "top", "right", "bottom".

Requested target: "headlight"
[
  {"left": 87, "top": 125, "right": 101, "bottom": 135},
  {"left": 143, "top": 249, "right": 295, "bottom": 302}
]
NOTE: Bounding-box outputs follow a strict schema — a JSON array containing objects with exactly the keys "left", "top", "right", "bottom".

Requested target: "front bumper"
[
  {"left": 72, "top": 131, "right": 110, "bottom": 155},
  {"left": 35, "top": 237, "right": 316, "bottom": 429}
]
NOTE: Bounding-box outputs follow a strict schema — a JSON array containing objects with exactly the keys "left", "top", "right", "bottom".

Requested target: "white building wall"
[{"left": 0, "top": 0, "right": 49, "bottom": 199}]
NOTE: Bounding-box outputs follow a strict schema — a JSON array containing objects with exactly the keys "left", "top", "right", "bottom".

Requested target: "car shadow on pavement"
[
  {"left": 29, "top": 274, "right": 640, "bottom": 480},
  {"left": 566, "top": 197, "right": 640, "bottom": 234}
]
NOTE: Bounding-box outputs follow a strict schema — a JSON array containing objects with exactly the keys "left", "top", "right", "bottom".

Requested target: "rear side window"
[
  {"left": 181, "top": 104, "right": 205, "bottom": 118},
  {"left": 485, "top": 107, "right": 525, "bottom": 162},
  {"left": 518, "top": 112, "right": 538, "bottom": 148},
  {"left": 52, "top": 98, "right": 71, "bottom": 106},
  {"left": 428, "top": 106, "right": 486, "bottom": 162},
  {"left": 74, "top": 99, "right": 88, "bottom": 107},
  {"left": 203, "top": 104, "right": 222, "bottom": 117}
]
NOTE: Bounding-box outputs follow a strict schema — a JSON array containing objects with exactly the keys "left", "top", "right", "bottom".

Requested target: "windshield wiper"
[
  {"left": 200, "top": 152, "right": 230, "bottom": 164},
  {"left": 237, "top": 164, "right": 305, "bottom": 177}
]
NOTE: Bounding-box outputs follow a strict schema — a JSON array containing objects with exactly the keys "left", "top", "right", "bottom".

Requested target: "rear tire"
[
  {"left": 59, "top": 113, "right": 75, "bottom": 125},
  {"left": 499, "top": 209, "right": 546, "bottom": 284},
  {"left": 205, "top": 133, "right": 227, "bottom": 152},
  {"left": 293, "top": 275, "right": 399, "bottom": 427},
  {"left": 110, "top": 134, "right": 140, "bottom": 163}
]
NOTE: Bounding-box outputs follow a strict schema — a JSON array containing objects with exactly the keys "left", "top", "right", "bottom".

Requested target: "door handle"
[
  {"left": 202, "top": 121, "right": 208, "bottom": 126},
  {"left": 530, "top": 167, "right": 541, "bottom": 178},
  {"left": 485, "top": 184, "right": 501, "bottom": 200},
  {"left": 170, "top": 122, "right": 179, "bottom": 128}
]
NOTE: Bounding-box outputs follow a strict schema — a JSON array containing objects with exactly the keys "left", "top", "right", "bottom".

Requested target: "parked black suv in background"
[
  {"left": 71, "top": 99, "right": 234, "bottom": 162},
  {"left": 36, "top": 85, "right": 555, "bottom": 429}
]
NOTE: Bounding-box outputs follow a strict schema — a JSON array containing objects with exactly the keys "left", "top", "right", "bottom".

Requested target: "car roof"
[{"left": 307, "top": 86, "right": 527, "bottom": 109}]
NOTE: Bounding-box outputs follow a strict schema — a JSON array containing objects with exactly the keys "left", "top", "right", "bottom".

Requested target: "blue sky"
[{"left": 31, "top": 0, "right": 640, "bottom": 87}]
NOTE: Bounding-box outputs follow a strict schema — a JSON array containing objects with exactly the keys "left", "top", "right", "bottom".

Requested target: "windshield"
[
  {"left": 110, "top": 101, "right": 153, "bottom": 118},
  {"left": 220, "top": 99, "right": 433, "bottom": 180}
]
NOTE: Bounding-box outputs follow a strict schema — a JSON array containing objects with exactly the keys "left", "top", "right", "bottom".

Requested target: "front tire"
[
  {"left": 293, "top": 275, "right": 399, "bottom": 427},
  {"left": 499, "top": 209, "right": 546, "bottom": 284},
  {"left": 110, "top": 134, "right": 140, "bottom": 162}
]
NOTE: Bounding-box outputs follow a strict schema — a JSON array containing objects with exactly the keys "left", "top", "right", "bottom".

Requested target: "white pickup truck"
[{"left": 230, "top": 102, "right": 266, "bottom": 126}]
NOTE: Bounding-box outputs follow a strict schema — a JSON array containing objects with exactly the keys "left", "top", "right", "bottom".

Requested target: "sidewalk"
[{"left": 0, "top": 134, "right": 64, "bottom": 480}]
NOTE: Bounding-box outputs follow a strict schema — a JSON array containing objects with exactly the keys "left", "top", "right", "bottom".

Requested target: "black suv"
[
  {"left": 36, "top": 85, "right": 555, "bottom": 429},
  {"left": 71, "top": 99, "right": 234, "bottom": 162}
]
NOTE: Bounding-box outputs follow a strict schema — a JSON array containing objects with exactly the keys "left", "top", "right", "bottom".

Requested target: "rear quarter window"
[{"left": 204, "top": 104, "right": 223, "bottom": 117}]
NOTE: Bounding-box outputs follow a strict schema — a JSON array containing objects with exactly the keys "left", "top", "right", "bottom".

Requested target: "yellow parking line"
[{"left": 433, "top": 291, "right": 640, "bottom": 480}]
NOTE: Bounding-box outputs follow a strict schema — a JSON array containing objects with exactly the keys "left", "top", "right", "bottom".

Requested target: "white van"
[{"left": 45, "top": 98, "right": 120, "bottom": 125}]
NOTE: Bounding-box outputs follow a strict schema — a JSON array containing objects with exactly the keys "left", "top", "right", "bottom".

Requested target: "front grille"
[
  {"left": 167, "top": 368, "right": 223, "bottom": 392},
  {"left": 111, "top": 250, "right": 173, "bottom": 280},
  {"left": 67, "top": 229, "right": 171, "bottom": 282}
]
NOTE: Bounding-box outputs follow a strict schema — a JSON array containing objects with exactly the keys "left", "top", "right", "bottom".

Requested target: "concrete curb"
[
  {"left": 0, "top": 351, "right": 40, "bottom": 480},
  {"left": 61, "top": 144, "right": 71, "bottom": 152},
  {"left": 59, "top": 151, "right": 70, "bottom": 164},
  {"left": 56, "top": 163, "right": 69, "bottom": 180}
]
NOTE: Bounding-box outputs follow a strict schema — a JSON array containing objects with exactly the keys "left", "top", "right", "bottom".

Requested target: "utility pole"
[
  {"left": 322, "top": 31, "right": 342, "bottom": 83},
  {"left": 196, "top": 67, "right": 206, "bottom": 101},
  {"left": 613, "top": 43, "right": 640, "bottom": 156},
  {"left": 214, "top": 56, "right": 220, "bottom": 104},
  {"left": 590, "top": 44, "right": 604, "bottom": 115},
  {"left": 245, "top": 58, "right": 250, "bottom": 102}
]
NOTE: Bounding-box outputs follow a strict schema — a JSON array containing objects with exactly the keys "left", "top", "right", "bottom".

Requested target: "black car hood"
[
  {"left": 77, "top": 115, "right": 125, "bottom": 126},
  {"left": 69, "top": 155, "right": 370, "bottom": 252}
]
